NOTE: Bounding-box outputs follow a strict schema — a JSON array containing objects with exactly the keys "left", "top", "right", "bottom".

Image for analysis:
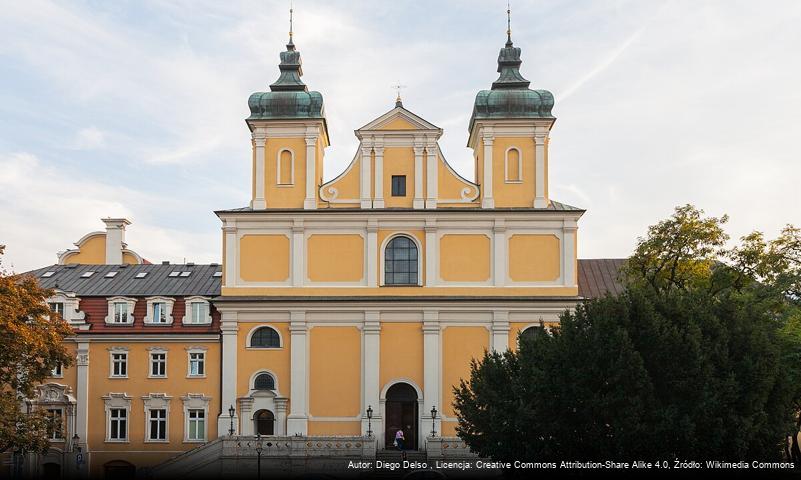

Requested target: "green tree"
[
  {"left": 0, "top": 245, "right": 74, "bottom": 455},
  {"left": 454, "top": 205, "right": 801, "bottom": 462}
]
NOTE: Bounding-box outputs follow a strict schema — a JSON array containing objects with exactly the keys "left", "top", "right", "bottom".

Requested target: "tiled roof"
[
  {"left": 577, "top": 258, "right": 626, "bottom": 299},
  {"left": 24, "top": 264, "right": 221, "bottom": 297}
]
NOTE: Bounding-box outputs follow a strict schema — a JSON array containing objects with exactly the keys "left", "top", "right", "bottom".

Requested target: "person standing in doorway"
[{"left": 395, "top": 428, "right": 405, "bottom": 451}]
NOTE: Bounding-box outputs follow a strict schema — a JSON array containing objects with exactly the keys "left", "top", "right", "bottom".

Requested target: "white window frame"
[
  {"left": 142, "top": 393, "right": 171, "bottom": 443},
  {"left": 181, "top": 296, "right": 212, "bottom": 325},
  {"left": 504, "top": 146, "right": 523, "bottom": 183},
  {"left": 103, "top": 393, "right": 132, "bottom": 443},
  {"left": 144, "top": 296, "right": 175, "bottom": 325},
  {"left": 186, "top": 347, "right": 207, "bottom": 378},
  {"left": 276, "top": 148, "right": 295, "bottom": 186},
  {"left": 46, "top": 407, "right": 64, "bottom": 441},
  {"left": 379, "top": 233, "right": 424, "bottom": 287},
  {"left": 182, "top": 393, "right": 211, "bottom": 443},
  {"left": 51, "top": 362, "right": 63, "bottom": 378},
  {"left": 105, "top": 296, "right": 137, "bottom": 325},
  {"left": 109, "top": 347, "right": 129, "bottom": 378},
  {"left": 46, "top": 291, "right": 86, "bottom": 324},
  {"left": 148, "top": 347, "right": 168, "bottom": 378}
]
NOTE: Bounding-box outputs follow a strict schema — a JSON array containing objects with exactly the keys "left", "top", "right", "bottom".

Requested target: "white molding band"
[
  {"left": 217, "top": 313, "right": 239, "bottom": 437},
  {"left": 422, "top": 311, "right": 442, "bottom": 438},
  {"left": 252, "top": 134, "right": 267, "bottom": 210},
  {"left": 366, "top": 220, "right": 378, "bottom": 287},
  {"left": 493, "top": 219, "right": 507, "bottom": 287}
]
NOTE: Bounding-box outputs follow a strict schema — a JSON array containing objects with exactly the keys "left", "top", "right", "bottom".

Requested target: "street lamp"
[
  {"left": 72, "top": 434, "right": 83, "bottom": 475},
  {"left": 255, "top": 432, "right": 264, "bottom": 480},
  {"left": 366, "top": 405, "right": 373, "bottom": 438},
  {"left": 228, "top": 405, "right": 236, "bottom": 436},
  {"left": 430, "top": 406, "right": 438, "bottom": 437}
]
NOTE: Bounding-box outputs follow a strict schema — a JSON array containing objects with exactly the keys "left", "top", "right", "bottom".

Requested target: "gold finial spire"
[
  {"left": 506, "top": 0, "right": 512, "bottom": 46},
  {"left": 392, "top": 82, "right": 407, "bottom": 107}
]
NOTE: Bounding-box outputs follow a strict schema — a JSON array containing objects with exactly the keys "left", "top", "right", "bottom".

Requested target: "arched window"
[
  {"left": 250, "top": 327, "right": 280, "bottom": 348},
  {"left": 505, "top": 147, "right": 522, "bottom": 182},
  {"left": 254, "top": 409, "right": 274, "bottom": 435},
  {"left": 254, "top": 373, "right": 275, "bottom": 391},
  {"left": 384, "top": 236, "right": 418, "bottom": 286},
  {"left": 277, "top": 149, "right": 294, "bottom": 185}
]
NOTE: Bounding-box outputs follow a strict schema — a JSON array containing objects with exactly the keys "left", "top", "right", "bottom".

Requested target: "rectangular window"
[
  {"left": 111, "top": 353, "right": 127, "bottom": 377},
  {"left": 152, "top": 302, "right": 167, "bottom": 323},
  {"left": 391, "top": 175, "right": 406, "bottom": 196},
  {"left": 113, "top": 303, "right": 129, "bottom": 323},
  {"left": 49, "top": 302, "right": 65, "bottom": 316},
  {"left": 190, "top": 302, "right": 209, "bottom": 324},
  {"left": 148, "top": 409, "right": 167, "bottom": 441},
  {"left": 187, "top": 409, "right": 205, "bottom": 441},
  {"left": 51, "top": 363, "right": 63, "bottom": 377},
  {"left": 150, "top": 353, "right": 166, "bottom": 377},
  {"left": 188, "top": 352, "right": 205, "bottom": 376},
  {"left": 46, "top": 408, "right": 63, "bottom": 440},
  {"left": 109, "top": 408, "right": 127, "bottom": 440}
]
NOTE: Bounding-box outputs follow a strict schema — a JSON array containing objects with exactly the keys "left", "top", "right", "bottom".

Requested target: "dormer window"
[
  {"left": 182, "top": 296, "right": 212, "bottom": 325},
  {"left": 144, "top": 297, "right": 175, "bottom": 325},
  {"left": 105, "top": 297, "right": 136, "bottom": 325},
  {"left": 49, "top": 302, "right": 65, "bottom": 317}
]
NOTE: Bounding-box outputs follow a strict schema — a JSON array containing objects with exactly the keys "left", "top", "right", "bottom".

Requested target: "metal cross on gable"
[{"left": 391, "top": 82, "right": 407, "bottom": 105}]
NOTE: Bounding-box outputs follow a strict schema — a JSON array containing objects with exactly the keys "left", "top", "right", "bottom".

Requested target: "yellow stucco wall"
[
  {"left": 307, "top": 421, "right": 361, "bottom": 436},
  {"left": 237, "top": 323, "right": 291, "bottom": 399},
  {"left": 121, "top": 252, "right": 139, "bottom": 264},
  {"left": 239, "top": 234, "right": 290, "bottom": 282},
  {"left": 379, "top": 323, "right": 423, "bottom": 392},
  {"left": 307, "top": 234, "right": 364, "bottom": 282},
  {"left": 263, "top": 137, "right": 306, "bottom": 208},
  {"left": 320, "top": 157, "right": 361, "bottom": 208},
  {"left": 62, "top": 235, "right": 106, "bottom": 264},
  {"left": 382, "top": 147, "right": 415, "bottom": 208},
  {"left": 508, "top": 234, "right": 561, "bottom": 282},
  {"left": 86, "top": 342, "right": 220, "bottom": 463},
  {"left": 439, "top": 234, "right": 491, "bottom": 282},
  {"left": 437, "top": 157, "right": 478, "bottom": 208},
  {"left": 378, "top": 117, "right": 417, "bottom": 130},
  {"left": 377, "top": 230, "right": 425, "bottom": 284},
  {"left": 309, "top": 327, "right": 361, "bottom": 417},
  {"left": 493, "top": 138, "right": 536, "bottom": 208},
  {"left": 442, "top": 326, "right": 488, "bottom": 418}
]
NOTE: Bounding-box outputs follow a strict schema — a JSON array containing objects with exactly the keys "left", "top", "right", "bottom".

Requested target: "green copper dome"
[
  {"left": 247, "top": 38, "right": 326, "bottom": 122},
  {"left": 469, "top": 36, "right": 554, "bottom": 132}
]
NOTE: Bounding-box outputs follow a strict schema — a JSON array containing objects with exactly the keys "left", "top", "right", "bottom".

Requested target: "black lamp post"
[
  {"left": 255, "top": 432, "right": 263, "bottom": 480},
  {"left": 366, "top": 405, "right": 373, "bottom": 438},
  {"left": 228, "top": 404, "right": 236, "bottom": 436},
  {"left": 72, "top": 433, "right": 83, "bottom": 473},
  {"left": 430, "top": 406, "right": 438, "bottom": 437}
]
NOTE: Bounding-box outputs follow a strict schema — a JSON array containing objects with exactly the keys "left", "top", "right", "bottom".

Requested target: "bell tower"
[
  {"left": 467, "top": 7, "right": 555, "bottom": 209},
  {"left": 246, "top": 10, "right": 329, "bottom": 210}
]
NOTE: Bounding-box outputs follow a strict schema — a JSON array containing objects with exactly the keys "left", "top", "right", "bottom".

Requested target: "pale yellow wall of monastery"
[
  {"left": 239, "top": 234, "right": 290, "bottom": 282},
  {"left": 441, "top": 326, "right": 489, "bottom": 435},
  {"left": 379, "top": 323, "right": 424, "bottom": 392},
  {"left": 237, "top": 323, "right": 291, "bottom": 399},
  {"left": 262, "top": 137, "right": 307, "bottom": 208},
  {"left": 492, "top": 137, "right": 536, "bottom": 208},
  {"left": 307, "top": 234, "right": 364, "bottom": 282},
  {"left": 439, "top": 234, "right": 491, "bottom": 282},
  {"left": 308, "top": 327, "right": 361, "bottom": 417},
  {"left": 508, "top": 234, "right": 561, "bottom": 282},
  {"left": 62, "top": 235, "right": 106, "bottom": 265},
  {"left": 382, "top": 147, "right": 415, "bottom": 208}
]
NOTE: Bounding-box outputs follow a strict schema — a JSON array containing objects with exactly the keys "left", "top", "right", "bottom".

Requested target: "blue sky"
[{"left": 1, "top": 0, "right": 800, "bottom": 271}]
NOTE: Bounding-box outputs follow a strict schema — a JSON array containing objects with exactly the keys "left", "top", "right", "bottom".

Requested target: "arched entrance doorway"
[
  {"left": 254, "top": 409, "right": 275, "bottom": 435},
  {"left": 384, "top": 383, "right": 418, "bottom": 450},
  {"left": 103, "top": 460, "right": 135, "bottom": 480}
]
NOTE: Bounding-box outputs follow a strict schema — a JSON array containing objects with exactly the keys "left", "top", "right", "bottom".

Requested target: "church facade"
[{"left": 2, "top": 16, "right": 634, "bottom": 479}]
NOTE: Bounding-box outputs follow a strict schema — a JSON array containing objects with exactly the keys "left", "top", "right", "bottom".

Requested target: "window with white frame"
[
  {"left": 48, "top": 302, "right": 65, "bottom": 317},
  {"left": 110, "top": 351, "right": 128, "bottom": 377},
  {"left": 182, "top": 297, "right": 211, "bottom": 325},
  {"left": 188, "top": 351, "right": 205, "bottom": 377},
  {"left": 150, "top": 351, "right": 167, "bottom": 377},
  {"left": 144, "top": 297, "right": 174, "bottom": 325},
  {"left": 105, "top": 297, "right": 136, "bottom": 325},
  {"left": 51, "top": 362, "right": 63, "bottom": 378},
  {"left": 46, "top": 291, "right": 86, "bottom": 324},
  {"left": 182, "top": 393, "right": 211, "bottom": 442},
  {"left": 109, "top": 408, "right": 127, "bottom": 440},
  {"left": 46, "top": 408, "right": 64, "bottom": 440},
  {"left": 148, "top": 409, "right": 167, "bottom": 441}
]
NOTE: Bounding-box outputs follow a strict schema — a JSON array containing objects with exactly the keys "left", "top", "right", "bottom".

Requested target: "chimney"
[{"left": 102, "top": 218, "right": 131, "bottom": 264}]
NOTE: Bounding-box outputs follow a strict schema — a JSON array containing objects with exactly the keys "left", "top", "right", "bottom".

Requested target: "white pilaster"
[
  {"left": 304, "top": 131, "right": 318, "bottom": 210},
  {"left": 362, "top": 312, "right": 382, "bottom": 438},
  {"left": 493, "top": 219, "right": 506, "bottom": 286},
  {"left": 239, "top": 398, "right": 254, "bottom": 435},
  {"left": 217, "top": 313, "right": 239, "bottom": 437},
  {"left": 223, "top": 224, "right": 237, "bottom": 287},
  {"left": 102, "top": 218, "right": 129, "bottom": 264},
  {"left": 252, "top": 133, "right": 267, "bottom": 210},
  {"left": 367, "top": 219, "right": 379, "bottom": 287},
  {"left": 422, "top": 312, "right": 441, "bottom": 440},
  {"left": 287, "top": 311, "right": 308, "bottom": 435},
  {"left": 292, "top": 219, "right": 304, "bottom": 286},
  {"left": 75, "top": 342, "right": 89, "bottom": 446},
  {"left": 425, "top": 139, "right": 438, "bottom": 209},
  {"left": 534, "top": 130, "right": 548, "bottom": 208},
  {"left": 373, "top": 144, "right": 385, "bottom": 209},
  {"left": 481, "top": 129, "right": 494, "bottom": 208},
  {"left": 360, "top": 140, "right": 373, "bottom": 209},
  {"left": 425, "top": 219, "right": 437, "bottom": 286},
  {"left": 413, "top": 142, "right": 424, "bottom": 209},
  {"left": 563, "top": 219, "right": 578, "bottom": 287},
  {"left": 274, "top": 398, "right": 289, "bottom": 435},
  {"left": 491, "top": 311, "right": 510, "bottom": 353}
]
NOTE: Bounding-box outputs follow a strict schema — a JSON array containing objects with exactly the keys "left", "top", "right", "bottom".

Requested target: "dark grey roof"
[
  {"left": 24, "top": 264, "right": 222, "bottom": 297},
  {"left": 578, "top": 259, "right": 626, "bottom": 299}
]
